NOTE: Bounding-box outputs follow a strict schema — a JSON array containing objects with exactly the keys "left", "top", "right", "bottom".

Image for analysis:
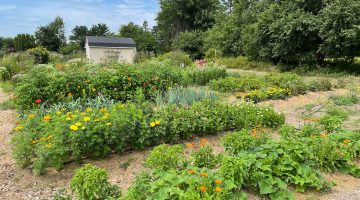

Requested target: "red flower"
[{"left": 35, "top": 99, "right": 42, "bottom": 104}]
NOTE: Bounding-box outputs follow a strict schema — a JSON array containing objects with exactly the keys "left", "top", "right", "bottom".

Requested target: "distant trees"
[
  {"left": 119, "top": 22, "right": 157, "bottom": 53},
  {"left": 172, "top": 30, "right": 205, "bottom": 59},
  {"left": 14, "top": 34, "right": 36, "bottom": 51},
  {"left": 35, "top": 16, "right": 66, "bottom": 51},
  {"left": 70, "top": 23, "right": 112, "bottom": 49}
]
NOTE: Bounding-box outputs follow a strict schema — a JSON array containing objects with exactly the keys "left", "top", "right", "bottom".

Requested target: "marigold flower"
[
  {"left": 84, "top": 117, "right": 91, "bottom": 122},
  {"left": 66, "top": 117, "right": 72, "bottom": 121},
  {"left": 200, "top": 139, "right": 208, "bottom": 144},
  {"left": 70, "top": 125, "right": 79, "bottom": 131},
  {"left": 35, "top": 99, "right": 42, "bottom": 104},
  {"left": 14, "top": 125, "right": 24, "bottom": 131},
  {"left": 46, "top": 135, "right": 53, "bottom": 140},
  {"left": 106, "top": 122, "right": 112, "bottom": 126},
  {"left": 67, "top": 93, "right": 73, "bottom": 97},
  {"left": 200, "top": 186, "right": 206, "bottom": 192},
  {"left": 150, "top": 122, "right": 156, "bottom": 127},
  {"left": 32, "top": 140, "right": 38, "bottom": 144},
  {"left": 75, "top": 122, "right": 82, "bottom": 127},
  {"left": 215, "top": 180, "right": 222, "bottom": 185},
  {"left": 155, "top": 120, "right": 161, "bottom": 125},
  {"left": 200, "top": 172, "right": 208, "bottom": 177},
  {"left": 215, "top": 187, "right": 221, "bottom": 192},
  {"left": 344, "top": 139, "right": 351, "bottom": 144},
  {"left": 188, "top": 169, "right": 196, "bottom": 174},
  {"left": 46, "top": 143, "right": 53, "bottom": 149},
  {"left": 28, "top": 114, "right": 36, "bottom": 119},
  {"left": 56, "top": 111, "right": 62, "bottom": 116},
  {"left": 81, "top": 126, "right": 86, "bottom": 130},
  {"left": 86, "top": 108, "right": 93, "bottom": 112},
  {"left": 44, "top": 115, "right": 51, "bottom": 122},
  {"left": 186, "top": 143, "right": 195, "bottom": 148}
]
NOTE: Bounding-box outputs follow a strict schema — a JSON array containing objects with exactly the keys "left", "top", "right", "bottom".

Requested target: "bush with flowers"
[{"left": 11, "top": 99, "right": 284, "bottom": 174}]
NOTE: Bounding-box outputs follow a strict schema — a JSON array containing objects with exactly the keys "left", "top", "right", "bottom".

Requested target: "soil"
[{"left": 1, "top": 83, "right": 360, "bottom": 199}]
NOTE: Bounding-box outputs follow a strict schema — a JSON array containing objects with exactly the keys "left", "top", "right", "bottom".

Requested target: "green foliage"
[
  {"left": 146, "top": 144, "right": 184, "bottom": 171},
  {"left": 205, "top": 48, "right": 222, "bottom": 59},
  {"left": 209, "top": 75, "right": 263, "bottom": 93},
  {"left": 172, "top": 30, "right": 205, "bottom": 60},
  {"left": 35, "top": 16, "right": 66, "bottom": 51},
  {"left": 156, "top": 51, "right": 192, "bottom": 67},
  {"left": 11, "top": 99, "right": 284, "bottom": 174},
  {"left": 183, "top": 65, "right": 228, "bottom": 86},
  {"left": 119, "top": 22, "right": 157, "bottom": 53},
  {"left": 329, "top": 92, "right": 359, "bottom": 106},
  {"left": 88, "top": 23, "right": 112, "bottom": 36},
  {"left": 192, "top": 146, "right": 221, "bottom": 169},
  {"left": 27, "top": 46, "right": 49, "bottom": 64},
  {"left": 155, "top": 87, "right": 218, "bottom": 107},
  {"left": 70, "top": 25, "right": 89, "bottom": 48},
  {"left": 59, "top": 42, "right": 81, "bottom": 55},
  {"left": 70, "top": 164, "right": 121, "bottom": 200},
  {"left": 0, "top": 52, "right": 35, "bottom": 79},
  {"left": 14, "top": 34, "right": 36, "bottom": 51}
]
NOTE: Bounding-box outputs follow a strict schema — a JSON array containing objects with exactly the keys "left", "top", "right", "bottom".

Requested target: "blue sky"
[{"left": 0, "top": 0, "right": 159, "bottom": 37}]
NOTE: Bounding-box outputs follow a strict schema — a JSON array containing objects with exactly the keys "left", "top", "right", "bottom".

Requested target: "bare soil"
[{"left": 1, "top": 84, "right": 360, "bottom": 199}]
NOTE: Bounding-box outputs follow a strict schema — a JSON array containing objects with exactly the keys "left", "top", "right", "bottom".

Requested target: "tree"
[
  {"left": 70, "top": 25, "right": 88, "bottom": 48},
  {"left": 119, "top": 22, "right": 157, "bottom": 53},
  {"left": 172, "top": 30, "right": 205, "bottom": 60},
  {"left": 156, "top": 0, "right": 221, "bottom": 51},
  {"left": 1, "top": 37, "right": 15, "bottom": 52},
  {"left": 35, "top": 16, "right": 66, "bottom": 51},
  {"left": 143, "top": 20, "right": 149, "bottom": 31},
  {"left": 89, "top": 23, "right": 111, "bottom": 36},
  {"left": 319, "top": 0, "right": 360, "bottom": 61},
  {"left": 14, "top": 34, "right": 36, "bottom": 51}
]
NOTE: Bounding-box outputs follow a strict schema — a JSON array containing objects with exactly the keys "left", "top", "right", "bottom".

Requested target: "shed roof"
[{"left": 86, "top": 36, "right": 136, "bottom": 48}]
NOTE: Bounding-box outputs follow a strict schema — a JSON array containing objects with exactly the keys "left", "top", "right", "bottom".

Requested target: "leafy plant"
[
  {"left": 27, "top": 46, "right": 49, "bottom": 64},
  {"left": 192, "top": 146, "right": 221, "bottom": 169},
  {"left": 329, "top": 92, "right": 359, "bottom": 106},
  {"left": 146, "top": 144, "right": 184, "bottom": 171},
  {"left": 70, "top": 164, "right": 121, "bottom": 200}
]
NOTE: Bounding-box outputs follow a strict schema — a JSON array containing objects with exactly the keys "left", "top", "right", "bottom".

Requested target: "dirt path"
[{"left": 1, "top": 87, "right": 360, "bottom": 199}]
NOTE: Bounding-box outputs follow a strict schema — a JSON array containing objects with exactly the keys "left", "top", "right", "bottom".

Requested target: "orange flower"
[
  {"left": 67, "top": 93, "right": 73, "bottom": 97},
  {"left": 186, "top": 143, "right": 195, "bottom": 148},
  {"left": 215, "top": 187, "right": 221, "bottom": 192},
  {"left": 215, "top": 180, "right": 222, "bottom": 185},
  {"left": 251, "top": 128, "right": 257, "bottom": 137},
  {"left": 200, "top": 138, "right": 208, "bottom": 143},
  {"left": 200, "top": 186, "right": 206, "bottom": 192},
  {"left": 343, "top": 139, "right": 351, "bottom": 144},
  {"left": 200, "top": 172, "right": 208, "bottom": 177},
  {"left": 188, "top": 169, "right": 196, "bottom": 174}
]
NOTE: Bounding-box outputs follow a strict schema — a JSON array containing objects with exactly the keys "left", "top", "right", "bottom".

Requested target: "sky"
[{"left": 0, "top": 0, "right": 159, "bottom": 37}]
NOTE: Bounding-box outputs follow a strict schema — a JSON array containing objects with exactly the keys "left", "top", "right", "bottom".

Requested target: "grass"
[
  {"left": 0, "top": 99, "right": 15, "bottom": 110},
  {"left": 0, "top": 81, "right": 15, "bottom": 93}
]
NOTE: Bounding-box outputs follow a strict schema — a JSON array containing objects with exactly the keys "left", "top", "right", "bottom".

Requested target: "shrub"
[
  {"left": 306, "top": 79, "right": 332, "bottom": 92},
  {"left": 145, "top": 144, "right": 184, "bottom": 171},
  {"left": 192, "top": 146, "right": 221, "bottom": 169},
  {"left": 27, "top": 46, "right": 49, "bottom": 64},
  {"left": 329, "top": 92, "right": 359, "bottom": 106},
  {"left": 70, "top": 164, "right": 121, "bottom": 200},
  {"left": 0, "top": 52, "right": 34, "bottom": 79},
  {"left": 156, "top": 51, "right": 192, "bottom": 67},
  {"left": 205, "top": 48, "right": 223, "bottom": 59},
  {"left": 12, "top": 100, "right": 285, "bottom": 174},
  {"left": 183, "top": 65, "right": 228, "bottom": 86},
  {"left": 209, "top": 75, "right": 264, "bottom": 93},
  {"left": 0, "top": 67, "right": 10, "bottom": 81}
]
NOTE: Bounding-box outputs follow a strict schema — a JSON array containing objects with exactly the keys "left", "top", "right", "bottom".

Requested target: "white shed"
[{"left": 85, "top": 36, "right": 137, "bottom": 64}]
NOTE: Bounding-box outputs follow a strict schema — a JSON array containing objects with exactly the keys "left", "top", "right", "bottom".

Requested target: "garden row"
[
  {"left": 209, "top": 73, "right": 337, "bottom": 102},
  {"left": 12, "top": 99, "right": 284, "bottom": 175},
  {"left": 67, "top": 119, "right": 360, "bottom": 200}
]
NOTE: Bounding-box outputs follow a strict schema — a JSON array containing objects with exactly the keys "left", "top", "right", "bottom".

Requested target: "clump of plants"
[
  {"left": 329, "top": 92, "right": 359, "bottom": 106},
  {"left": 70, "top": 164, "right": 121, "bottom": 200},
  {"left": 11, "top": 99, "right": 284, "bottom": 174}
]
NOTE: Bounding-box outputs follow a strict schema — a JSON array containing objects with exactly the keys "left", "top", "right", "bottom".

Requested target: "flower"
[
  {"left": 106, "top": 122, "right": 112, "bottom": 126},
  {"left": 186, "top": 143, "right": 195, "bottom": 148},
  {"left": 200, "top": 172, "right": 208, "bottom": 177},
  {"left": 200, "top": 186, "right": 206, "bottom": 192},
  {"left": 56, "top": 111, "right": 62, "bottom": 116},
  {"left": 14, "top": 125, "right": 24, "bottom": 131},
  {"left": 28, "top": 114, "right": 36, "bottom": 119},
  {"left": 66, "top": 117, "right": 72, "bottom": 121},
  {"left": 46, "top": 143, "right": 53, "bottom": 149},
  {"left": 188, "top": 169, "right": 196, "bottom": 174},
  {"left": 35, "top": 99, "right": 42, "bottom": 104},
  {"left": 200, "top": 139, "right": 208, "bottom": 144},
  {"left": 150, "top": 122, "right": 156, "bottom": 127},
  {"left": 155, "top": 120, "right": 161, "bottom": 125},
  {"left": 44, "top": 115, "right": 51, "bottom": 122},
  {"left": 81, "top": 126, "right": 86, "bottom": 130},
  {"left": 251, "top": 128, "right": 257, "bottom": 138},
  {"left": 215, "top": 187, "right": 221, "bottom": 193},
  {"left": 70, "top": 125, "right": 79, "bottom": 131},
  {"left": 86, "top": 108, "right": 92, "bottom": 112},
  {"left": 75, "top": 122, "right": 82, "bottom": 127},
  {"left": 67, "top": 93, "right": 73, "bottom": 97},
  {"left": 46, "top": 135, "right": 53, "bottom": 140},
  {"left": 84, "top": 117, "right": 91, "bottom": 122},
  {"left": 32, "top": 140, "right": 38, "bottom": 144},
  {"left": 344, "top": 139, "right": 351, "bottom": 144},
  {"left": 215, "top": 180, "right": 222, "bottom": 185}
]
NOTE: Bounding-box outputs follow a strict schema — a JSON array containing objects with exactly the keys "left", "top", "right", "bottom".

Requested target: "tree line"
[{"left": 1, "top": 0, "right": 359, "bottom": 66}]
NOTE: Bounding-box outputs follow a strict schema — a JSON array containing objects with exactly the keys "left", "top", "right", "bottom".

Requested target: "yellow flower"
[
  {"left": 81, "top": 126, "right": 86, "bottom": 130},
  {"left": 66, "top": 117, "right": 72, "bottom": 121},
  {"left": 344, "top": 139, "right": 351, "bottom": 144},
  {"left": 28, "top": 114, "right": 36, "bottom": 119},
  {"left": 44, "top": 115, "right": 51, "bottom": 122},
  {"left": 200, "top": 172, "right": 208, "bottom": 177},
  {"left": 46, "top": 143, "right": 53, "bottom": 149},
  {"left": 118, "top": 104, "right": 125, "bottom": 109},
  {"left": 71, "top": 114, "right": 77, "bottom": 118},
  {"left": 56, "top": 111, "right": 62, "bottom": 116},
  {"left": 99, "top": 108, "right": 108, "bottom": 113},
  {"left": 150, "top": 122, "right": 156, "bottom": 127},
  {"left": 66, "top": 112, "right": 73, "bottom": 116},
  {"left": 70, "top": 125, "right": 79, "bottom": 131},
  {"left": 94, "top": 118, "right": 100, "bottom": 122},
  {"left": 155, "top": 120, "right": 161, "bottom": 125},
  {"left": 75, "top": 122, "right": 82, "bottom": 127},
  {"left": 92, "top": 88, "right": 96, "bottom": 92},
  {"left": 84, "top": 117, "right": 91, "bottom": 122},
  {"left": 80, "top": 112, "right": 87, "bottom": 116},
  {"left": 46, "top": 135, "right": 53, "bottom": 140},
  {"left": 15, "top": 125, "right": 24, "bottom": 131},
  {"left": 102, "top": 115, "right": 109, "bottom": 120},
  {"left": 106, "top": 122, "right": 112, "bottom": 126},
  {"left": 86, "top": 108, "right": 92, "bottom": 112},
  {"left": 32, "top": 140, "right": 38, "bottom": 144},
  {"left": 215, "top": 187, "right": 221, "bottom": 193}
]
